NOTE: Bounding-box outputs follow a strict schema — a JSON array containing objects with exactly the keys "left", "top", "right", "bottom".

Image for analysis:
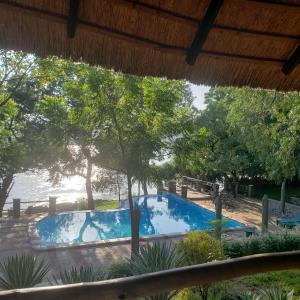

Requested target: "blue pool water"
[{"left": 36, "top": 193, "right": 243, "bottom": 245}]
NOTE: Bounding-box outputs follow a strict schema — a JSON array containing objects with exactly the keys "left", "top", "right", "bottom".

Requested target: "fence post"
[
  {"left": 280, "top": 179, "right": 286, "bottom": 214},
  {"left": 214, "top": 194, "right": 222, "bottom": 239},
  {"left": 212, "top": 183, "right": 219, "bottom": 202},
  {"left": 181, "top": 185, "right": 188, "bottom": 198},
  {"left": 13, "top": 198, "right": 20, "bottom": 218},
  {"left": 262, "top": 194, "right": 269, "bottom": 234},
  {"left": 168, "top": 180, "right": 176, "bottom": 194},
  {"left": 49, "top": 196, "right": 57, "bottom": 215},
  {"left": 248, "top": 185, "right": 254, "bottom": 198}
]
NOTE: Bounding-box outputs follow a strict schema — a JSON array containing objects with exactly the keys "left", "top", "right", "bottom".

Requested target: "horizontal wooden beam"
[
  {"left": 248, "top": 0, "right": 300, "bottom": 9},
  {"left": 186, "top": 0, "right": 224, "bottom": 65},
  {"left": 282, "top": 45, "right": 300, "bottom": 75},
  {"left": 0, "top": 251, "right": 299, "bottom": 300},
  {"left": 67, "top": 0, "right": 81, "bottom": 38}
]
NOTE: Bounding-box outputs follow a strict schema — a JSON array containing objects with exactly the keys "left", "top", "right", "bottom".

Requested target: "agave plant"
[
  {"left": 0, "top": 253, "right": 49, "bottom": 290},
  {"left": 52, "top": 265, "right": 108, "bottom": 285},
  {"left": 259, "top": 287, "right": 294, "bottom": 300},
  {"left": 236, "top": 287, "right": 294, "bottom": 300},
  {"left": 129, "top": 242, "right": 184, "bottom": 300}
]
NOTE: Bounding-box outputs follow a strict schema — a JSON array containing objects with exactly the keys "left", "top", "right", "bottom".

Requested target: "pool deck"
[{"left": 0, "top": 190, "right": 279, "bottom": 277}]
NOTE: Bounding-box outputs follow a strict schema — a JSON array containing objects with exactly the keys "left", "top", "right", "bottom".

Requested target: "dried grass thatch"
[{"left": 1, "top": 0, "right": 300, "bottom": 91}]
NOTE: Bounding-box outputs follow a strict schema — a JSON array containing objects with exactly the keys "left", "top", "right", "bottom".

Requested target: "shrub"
[
  {"left": 177, "top": 232, "right": 225, "bottom": 300},
  {"left": 0, "top": 253, "right": 49, "bottom": 290},
  {"left": 129, "top": 242, "right": 184, "bottom": 300},
  {"left": 108, "top": 260, "right": 132, "bottom": 279},
  {"left": 237, "top": 287, "right": 294, "bottom": 300},
  {"left": 223, "top": 232, "right": 300, "bottom": 258},
  {"left": 177, "top": 232, "right": 225, "bottom": 266},
  {"left": 52, "top": 265, "right": 107, "bottom": 285}
]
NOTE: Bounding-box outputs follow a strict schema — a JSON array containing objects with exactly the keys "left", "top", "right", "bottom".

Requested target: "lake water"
[{"left": 6, "top": 170, "right": 156, "bottom": 209}]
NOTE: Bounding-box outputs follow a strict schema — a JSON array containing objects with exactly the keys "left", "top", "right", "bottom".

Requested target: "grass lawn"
[
  {"left": 77, "top": 199, "right": 120, "bottom": 210},
  {"left": 94, "top": 199, "right": 119, "bottom": 210}
]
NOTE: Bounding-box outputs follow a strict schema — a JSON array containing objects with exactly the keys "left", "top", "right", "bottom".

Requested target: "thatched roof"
[{"left": 1, "top": 0, "right": 300, "bottom": 91}]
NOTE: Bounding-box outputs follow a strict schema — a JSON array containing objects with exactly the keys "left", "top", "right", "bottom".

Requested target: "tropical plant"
[
  {"left": 52, "top": 265, "right": 107, "bottom": 285},
  {"left": 0, "top": 253, "right": 49, "bottom": 290},
  {"left": 236, "top": 287, "right": 294, "bottom": 300},
  {"left": 177, "top": 232, "right": 225, "bottom": 300},
  {"left": 129, "top": 242, "right": 184, "bottom": 300}
]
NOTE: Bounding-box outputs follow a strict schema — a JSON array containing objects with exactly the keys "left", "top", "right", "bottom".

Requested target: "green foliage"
[
  {"left": 129, "top": 242, "right": 184, "bottom": 300},
  {"left": 178, "top": 232, "right": 225, "bottom": 266},
  {"left": 108, "top": 260, "right": 132, "bottom": 279},
  {"left": 177, "top": 232, "right": 225, "bottom": 300},
  {"left": 236, "top": 287, "right": 294, "bottom": 300},
  {"left": 0, "top": 254, "right": 49, "bottom": 290},
  {"left": 223, "top": 232, "right": 300, "bottom": 258},
  {"left": 52, "top": 265, "right": 107, "bottom": 285}
]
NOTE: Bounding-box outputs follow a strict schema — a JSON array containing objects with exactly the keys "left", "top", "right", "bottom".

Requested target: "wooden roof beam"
[
  {"left": 67, "top": 0, "right": 81, "bottom": 38},
  {"left": 282, "top": 45, "right": 300, "bottom": 75},
  {"left": 186, "top": 0, "right": 224, "bottom": 65}
]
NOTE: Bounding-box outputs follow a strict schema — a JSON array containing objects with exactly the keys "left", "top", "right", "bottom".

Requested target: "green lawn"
[
  {"left": 77, "top": 199, "right": 119, "bottom": 210},
  {"left": 94, "top": 199, "right": 119, "bottom": 210}
]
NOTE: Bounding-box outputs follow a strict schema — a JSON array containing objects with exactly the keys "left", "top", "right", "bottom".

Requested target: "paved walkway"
[{"left": 0, "top": 190, "right": 280, "bottom": 276}]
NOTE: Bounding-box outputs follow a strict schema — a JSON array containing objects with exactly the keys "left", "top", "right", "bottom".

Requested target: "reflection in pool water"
[{"left": 36, "top": 193, "right": 243, "bottom": 245}]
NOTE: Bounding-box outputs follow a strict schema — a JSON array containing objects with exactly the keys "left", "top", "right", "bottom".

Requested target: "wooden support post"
[
  {"left": 13, "top": 198, "right": 20, "bottom": 218},
  {"left": 181, "top": 185, "right": 188, "bottom": 198},
  {"left": 281, "top": 179, "right": 286, "bottom": 214},
  {"left": 49, "top": 196, "right": 57, "bottom": 215},
  {"left": 214, "top": 194, "right": 222, "bottom": 239},
  {"left": 131, "top": 207, "right": 140, "bottom": 256},
  {"left": 168, "top": 180, "right": 176, "bottom": 194},
  {"left": 212, "top": 183, "right": 219, "bottom": 202},
  {"left": 262, "top": 194, "right": 269, "bottom": 234},
  {"left": 248, "top": 185, "right": 254, "bottom": 198}
]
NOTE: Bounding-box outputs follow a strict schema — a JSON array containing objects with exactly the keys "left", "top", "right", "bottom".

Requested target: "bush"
[
  {"left": 52, "top": 265, "right": 107, "bottom": 285},
  {"left": 177, "top": 232, "right": 225, "bottom": 300},
  {"left": 223, "top": 232, "right": 300, "bottom": 258},
  {"left": 0, "top": 253, "right": 49, "bottom": 290},
  {"left": 108, "top": 260, "right": 132, "bottom": 279},
  {"left": 129, "top": 242, "right": 184, "bottom": 300},
  {"left": 177, "top": 232, "right": 225, "bottom": 266}
]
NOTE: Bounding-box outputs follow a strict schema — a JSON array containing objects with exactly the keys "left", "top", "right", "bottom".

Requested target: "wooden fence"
[
  {"left": 0, "top": 251, "right": 299, "bottom": 300},
  {"left": 2, "top": 196, "right": 57, "bottom": 218}
]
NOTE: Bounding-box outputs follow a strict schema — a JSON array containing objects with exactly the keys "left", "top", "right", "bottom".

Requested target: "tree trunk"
[
  {"left": 116, "top": 174, "right": 121, "bottom": 202},
  {"left": 0, "top": 174, "right": 14, "bottom": 217},
  {"left": 142, "top": 177, "right": 148, "bottom": 195},
  {"left": 86, "top": 159, "right": 94, "bottom": 210},
  {"left": 127, "top": 173, "right": 139, "bottom": 256},
  {"left": 280, "top": 179, "right": 286, "bottom": 214}
]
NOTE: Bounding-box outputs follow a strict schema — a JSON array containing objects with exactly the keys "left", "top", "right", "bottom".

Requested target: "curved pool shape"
[{"left": 36, "top": 193, "right": 243, "bottom": 245}]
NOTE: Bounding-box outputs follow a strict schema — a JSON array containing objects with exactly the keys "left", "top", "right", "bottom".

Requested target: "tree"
[
  {"left": 228, "top": 88, "right": 300, "bottom": 211},
  {"left": 36, "top": 58, "right": 110, "bottom": 210},
  {"left": 0, "top": 50, "right": 39, "bottom": 215},
  {"left": 174, "top": 87, "right": 261, "bottom": 197},
  {"left": 90, "top": 70, "right": 193, "bottom": 254}
]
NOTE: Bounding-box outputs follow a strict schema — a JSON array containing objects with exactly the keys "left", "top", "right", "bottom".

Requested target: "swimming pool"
[{"left": 35, "top": 193, "right": 243, "bottom": 246}]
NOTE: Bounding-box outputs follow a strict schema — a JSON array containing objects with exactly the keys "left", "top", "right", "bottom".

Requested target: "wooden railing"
[
  {"left": 0, "top": 251, "right": 299, "bottom": 300},
  {"left": 2, "top": 197, "right": 57, "bottom": 218}
]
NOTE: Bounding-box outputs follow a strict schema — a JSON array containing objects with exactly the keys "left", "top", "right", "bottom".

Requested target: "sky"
[{"left": 190, "top": 83, "right": 210, "bottom": 110}]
